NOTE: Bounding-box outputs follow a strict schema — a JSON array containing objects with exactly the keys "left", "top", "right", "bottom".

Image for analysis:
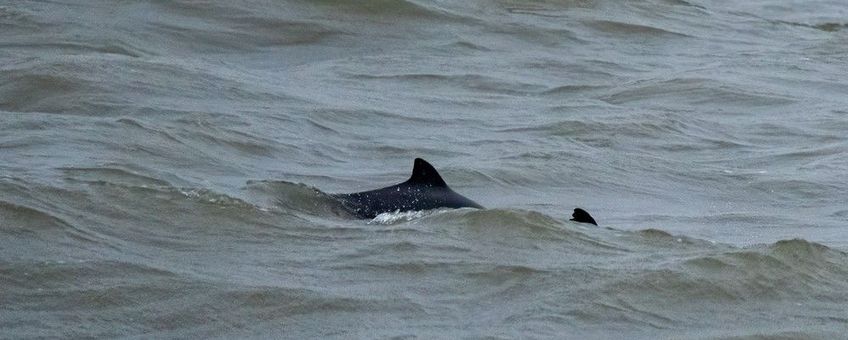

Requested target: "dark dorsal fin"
[
  {"left": 406, "top": 158, "right": 448, "bottom": 187},
  {"left": 570, "top": 208, "right": 598, "bottom": 226}
]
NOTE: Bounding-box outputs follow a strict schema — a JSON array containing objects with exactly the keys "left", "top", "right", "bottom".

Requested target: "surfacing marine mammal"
[
  {"left": 332, "top": 158, "right": 598, "bottom": 225},
  {"left": 333, "top": 158, "right": 483, "bottom": 219}
]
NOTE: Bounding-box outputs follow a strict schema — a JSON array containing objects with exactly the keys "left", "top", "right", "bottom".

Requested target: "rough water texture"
[{"left": 2, "top": 0, "right": 847, "bottom": 338}]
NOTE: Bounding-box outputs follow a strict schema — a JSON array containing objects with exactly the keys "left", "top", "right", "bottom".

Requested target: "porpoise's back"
[{"left": 333, "top": 158, "right": 483, "bottom": 219}]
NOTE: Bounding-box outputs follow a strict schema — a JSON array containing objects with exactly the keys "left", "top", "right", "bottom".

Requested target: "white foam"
[{"left": 369, "top": 210, "right": 430, "bottom": 225}]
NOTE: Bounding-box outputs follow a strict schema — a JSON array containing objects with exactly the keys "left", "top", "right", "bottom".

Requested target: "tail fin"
[{"left": 570, "top": 208, "right": 597, "bottom": 226}]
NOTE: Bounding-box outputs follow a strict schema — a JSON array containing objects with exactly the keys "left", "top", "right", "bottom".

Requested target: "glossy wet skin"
[
  {"left": 333, "top": 158, "right": 484, "bottom": 219},
  {"left": 571, "top": 208, "right": 598, "bottom": 226}
]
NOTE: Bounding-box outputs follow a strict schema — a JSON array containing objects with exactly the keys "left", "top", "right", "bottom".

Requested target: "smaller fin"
[
  {"left": 570, "top": 208, "right": 597, "bottom": 226},
  {"left": 406, "top": 158, "right": 448, "bottom": 187}
]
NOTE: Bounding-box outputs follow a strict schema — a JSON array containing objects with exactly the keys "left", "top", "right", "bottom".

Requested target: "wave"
[
  {"left": 743, "top": 179, "right": 844, "bottom": 205},
  {"left": 0, "top": 55, "right": 298, "bottom": 115},
  {"left": 343, "top": 71, "right": 549, "bottom": 97},
  {"left": 0, "top": 5, "right": 41, "bottom": 31},
  {"left": 0, "top": 67, "right": 93, "bottom": 113},
  {"left": 0, "top": 197, "right": 113, "bottom": 256},
  {"left": 586, "top": 20, "right": 691, "bottom": 37},
  {"left": 56, "top": 165, "right": 259, "bottom": 211},
  {"left": 606, "top": 238, "right": 848, "bottom": 304},
  {"left": 0, "top": 199, "right": 74, "bottom": 231},
  {"left": 630, "top": 228, "right": 721, "bottom": 249},
  {"left": 60, "top": 165, "right": 172, "bottom": 188},
  {"left": 302, "top": 0, "right": 458, "bottom": 20},
  {"left": 420, "top": 208, "right": 567, "bottom": 234},
  {"left": 0, "top": 259, "right": 179, "bottom": 292},
  {"left": 600, "top": 77, "right": 797, "bottom": 107},
  {"left": 247, "top": 180, "right": 351, "bottom": 218},
  {"left": 151, "top": 19, "right": 338, "bottom": 51},
  {"left": 218, "top": 286, "right": 427, "bottom": 315},
  {"left": 0, "top": 41, "right": 142, "bottom": 58},
  {"left": 812, "top": 22, "right": 848, "bottom": 32}
]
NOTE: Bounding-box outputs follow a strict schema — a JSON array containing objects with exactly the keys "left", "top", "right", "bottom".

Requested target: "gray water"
[{"left": 2, "top": 0, "right": 848, "bottom": 338}]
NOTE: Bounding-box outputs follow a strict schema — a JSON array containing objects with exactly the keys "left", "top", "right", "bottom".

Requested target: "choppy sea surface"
[{"left": 2, "top": 0, "right": 848, "bottom": 338}]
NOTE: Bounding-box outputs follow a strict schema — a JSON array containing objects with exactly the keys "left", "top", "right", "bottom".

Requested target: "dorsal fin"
[
  {"left": 570, "top": 208, "right": 598, "bottom": 226},
  {"left": 406, "top": 158, "right": 448, "bottom": 187}
]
